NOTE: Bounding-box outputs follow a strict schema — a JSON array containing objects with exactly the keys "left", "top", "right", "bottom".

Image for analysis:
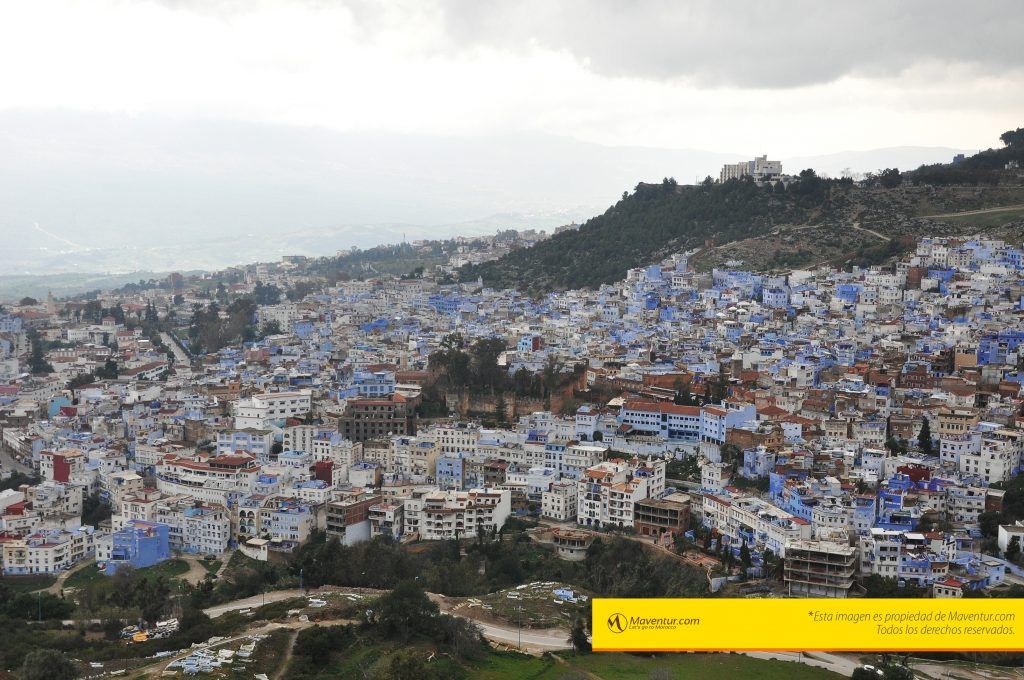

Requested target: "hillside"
[
  {"left": 460, "top": 127, "right": 1024, "bottom": 293},
  {"left": 691, "top": 184, "right": 1024, "bottom": 273},
  {"left": 460, "top": 174, "right": 849, "bottom": 293}
]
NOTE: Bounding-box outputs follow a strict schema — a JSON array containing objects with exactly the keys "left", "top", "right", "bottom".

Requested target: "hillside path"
[{"left": 919, "top": 203, "right": 1024, "bottom": 218}]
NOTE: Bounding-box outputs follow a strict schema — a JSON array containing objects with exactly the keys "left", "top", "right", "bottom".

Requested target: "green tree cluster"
[
  {"left": 287, "top": 528, "right": 707, "bottom": 601},
  {"left": 253, "top": 281, "right": 282, "bottom": 305},
  {"left": 74, "top": 566, "right": 171, "bottom": 624},
  {"left": 186, "top": 298, "right": 257, "bottom": 354},
  {"left": 26, "top": 328, "right": 54, "bottom": 374},
  {"left": 460, "top": 173, "right": 841, "bottom": 292}
]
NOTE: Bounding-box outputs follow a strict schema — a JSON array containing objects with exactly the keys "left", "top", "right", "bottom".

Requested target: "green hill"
[
  {"left": 460, "top": 126, "right": 1024, "bottom": 294},
  {"left": 459, "top": 174, "right": 848, "bottom": 293}
]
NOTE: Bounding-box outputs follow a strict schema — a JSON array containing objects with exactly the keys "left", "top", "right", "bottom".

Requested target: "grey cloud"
[
  {"left": 148, "top": 1, "right": 1024, "bottom": 88},
  {"left": 432, "top": 0, "right": 1024, "bottom": 88}
]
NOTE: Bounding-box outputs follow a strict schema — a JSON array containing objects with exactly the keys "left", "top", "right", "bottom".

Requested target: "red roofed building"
[{"left": 620, "top": 400, "right": 701, "bottom": 441}]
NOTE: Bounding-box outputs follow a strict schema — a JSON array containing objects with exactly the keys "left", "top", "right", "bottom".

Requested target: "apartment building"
[
  {"left": 1, "top": 526, "right": 98, "bottom": 575},
  {"left": 784, "top": 540, "right": 858, "bottom": 598},
  {"left": 337, "top": 395, "right": 412, "bottom": 443},
  {"left": 414, "top": 488, "right": 511, "bottom": 540},
  {"left": 368, "top": 501, "right": 404, "bottom": 539},
  {"left": 542, "top": 480, "right": 578, "bottom": 522},
  {"left": 155, "top": 452, "right": 260, "bottom": 504},
  {"left": 234, "top": 390, "right": 312, "bottom": 429},
  {"left": 702, "top": 492, "right": 813, "bottom": 557},
  {"left": 634, "top": 492, "right": 691, "bottom": 537},
  {"left": 216, "top": 429, "right": 274, "bottom": 460},
  {"left": 420, "top": 422, "right": 480, "bottom": 454},
  {"left": 118, "top": 489, "right": 231, "bottom": 554},
  {"left": 389, "top": 436, "right": 440, "bottom": 479},
  {"left": 325, "top": 491, "right": 381, "bottom": 545},
  {"left": 237, "top": 495, "right": 316, "bottom": 545}
]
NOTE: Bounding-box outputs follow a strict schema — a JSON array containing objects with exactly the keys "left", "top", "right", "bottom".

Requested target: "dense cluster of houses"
[{"left": 2, "top": 233, "right": 1024, "bottom": 599}]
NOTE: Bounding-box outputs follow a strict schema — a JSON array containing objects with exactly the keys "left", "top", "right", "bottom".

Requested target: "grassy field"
[
  {"left": 470, "top": 650, "right": 565, "bottom": 679},
  {"left": 65, "top": 558, "right": 191, "bottom": 589},
  {"left": 138, "top": 558, "right": 191, "bottom": 580},
  {"left": 933, "top": 206, "right": 1024, "bottom": 228},
  {"left": 296, "top": 639, "right": 469, "bottom": 679},
  {"left": 202, "top": 558, "right": 223, "bottom": 575},
  {"left": 64, "top": 564, "right": 107, "bottom": 589},
  {"left": 556, "top": 651, "right": 844, "bottom": 679},
  {"left": 284, "top": 642, "right": 843, "bottom": 679},
  {"left": 220, "top": 549, "right": 258, "bottom": 580},
  {"left": 0, "top": 574, "right": 56, "bottom": 594}
]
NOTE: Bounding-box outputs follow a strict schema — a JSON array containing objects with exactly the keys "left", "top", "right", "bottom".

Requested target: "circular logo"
[{"left": 607, "top": 612, "right": 628, "bottom": 633}]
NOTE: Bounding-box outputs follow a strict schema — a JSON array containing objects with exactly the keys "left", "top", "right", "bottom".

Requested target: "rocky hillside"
[{"left": 691, "top": 184, "right": 1024, "bottom": 273}]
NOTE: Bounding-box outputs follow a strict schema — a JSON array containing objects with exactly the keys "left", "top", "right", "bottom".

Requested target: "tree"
[
  {"left": 720, "top": 443, "right": 742, "bottom": 472},
  {"left": 1, "top": 471, "right": 41, "bottom": 492},
  {"left": 387, "top": 650, "right": 430, "bottom": 680},
  {"left": 374, "top": 580, "right": 439, "bottom": 641},
  {"left": 883, "top": 665, "right": 915, "bottom": 680},
  {"left": 82, "top": 491, "right": 112, "bottom": 527},
  {"left": 18, "top": 296, "right": 39, "bottom": 306},
  {"left": 286, "top": 281, "right": 317, "bottom": 301},
  {"left": 711, "top": 362, "right": 729, "bottom": 401},
  {"left": 95, "top": 359, "right": 119, "bottom": 379},
  {"left": 761, "top": 548, "right": 776, "bottom": 579},
  {"left": 739, "top": 542, "right": 752, "bottom": 570},
  {"left": 979, "top": 510, "right": 1002, "bottom": 538},
  {"left": 1000, "top": 127, "right": 1024, "bottom": 149},
  {"left": 253, "top": 281, "right": 282, "bottom": 305},
  {"left": 20, "top": 649, "right": 79, "bottom": 680},
  {"left": 68, "top": 372, "right": 96, "bottom": 389},
  {"left": 918, "top": 417, "right": 933, "bottom": 456},
  {"left": 294, "top": 624, "right": 350, "bottom": 666},
  {"left": 494, "top": 391, "right": 507, "bottom": 423},
  {"left": 471, "top": 337, "right": 508, "bottom": 391},
  {"left": 435, "top": 614, "right": 486, "bottom": 660},
  {"left": 878, "top": 167, "right": 902, "bottom": 188},
  {"left": 673, "top": 377, "right": 695, "bottom": 406},
  {"left": 863, "top": 574, "right": 925, "bottom": 598},
  {"left": 885, "top": 436, "right": 907, "bottom": 456},
  {"left": 569, "top": 616, "right": 591, "bottom": 653},
  {"left": 26, "top": 329, "right": 54, "bottom": 375},
  {"left": 1007, "top": 536, "right": 1021, "bottom": 563}
]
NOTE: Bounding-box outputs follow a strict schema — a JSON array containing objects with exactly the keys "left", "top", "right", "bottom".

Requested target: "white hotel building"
[
  {"left": 234, "top": 390, "right": 313, "bottom": 429},
  {"left": 409, "top": 488, "right": 511, "bottom": 540},
  {"left": 155, "top": 452, "right": 261, "bottom": 505}
]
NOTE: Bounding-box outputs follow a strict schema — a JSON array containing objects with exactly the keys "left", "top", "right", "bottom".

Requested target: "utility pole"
[{"left": 517, "top": 602, "right": 522, "bottom": 650}]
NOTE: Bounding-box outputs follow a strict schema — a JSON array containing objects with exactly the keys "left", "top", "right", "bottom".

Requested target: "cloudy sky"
[
  {"left": 0, "top": 1, "right": 1022, "bottom": 274},
  {"left": 3, "top": 0, "right": 1021, "bottom": 153}
]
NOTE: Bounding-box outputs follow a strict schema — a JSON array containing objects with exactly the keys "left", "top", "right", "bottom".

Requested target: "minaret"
[{"left": 46, "top": 291, "right": 56, "bottom": 316}]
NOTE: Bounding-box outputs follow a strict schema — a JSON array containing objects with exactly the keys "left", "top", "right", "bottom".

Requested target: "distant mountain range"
[{"left": 0, "top": 110, "right": 972, "bottom": 281}]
